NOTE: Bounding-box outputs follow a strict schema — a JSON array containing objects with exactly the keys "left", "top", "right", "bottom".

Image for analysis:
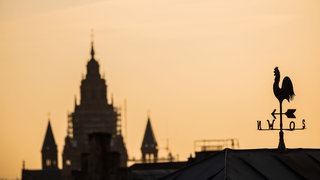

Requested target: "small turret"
[
  {"left": 41, "top": 120, "right": 58, "bottom": 170},
  {"left": 141, "top": 116, "right": 158, "bottom": 163}
]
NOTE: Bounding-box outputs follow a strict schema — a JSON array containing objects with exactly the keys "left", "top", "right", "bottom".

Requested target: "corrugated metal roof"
[{"left": 161, "top": 148, "right": 320, "bottom": 180}]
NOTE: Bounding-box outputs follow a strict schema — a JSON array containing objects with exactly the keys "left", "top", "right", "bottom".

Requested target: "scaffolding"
[
  {"left": 194, "top": 139, "right": 239, "bottom": 152},
  {"left": 67, "top": 113, "right": 73, "bottom": 138},
  {"left": 115, "top": 106, "right": 122, "bottom": 136}
]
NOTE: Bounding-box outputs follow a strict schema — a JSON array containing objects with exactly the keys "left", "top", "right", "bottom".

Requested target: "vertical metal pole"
[
  {"left": 278, "top": 101, "right": 286, "bottom": 152},
  {"left": 124, "top": 99, "right": 127, "bottom": 144}
]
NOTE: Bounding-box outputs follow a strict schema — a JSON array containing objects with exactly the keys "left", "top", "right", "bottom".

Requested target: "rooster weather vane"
[{"left": 257, "top": 67, "right": 306, "bottom": 152}]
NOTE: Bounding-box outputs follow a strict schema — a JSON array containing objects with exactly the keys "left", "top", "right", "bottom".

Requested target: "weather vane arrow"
[{"left": 271, "top": 109, "right": 296, "bottom": 119}]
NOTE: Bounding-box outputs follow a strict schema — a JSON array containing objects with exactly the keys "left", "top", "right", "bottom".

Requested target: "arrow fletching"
[{"left": 285, "top": 109, "right": 296, "bottom": 118}]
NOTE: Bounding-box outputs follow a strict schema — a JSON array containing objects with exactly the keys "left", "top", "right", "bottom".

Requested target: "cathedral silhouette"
[
  {"left": 22, "top": 42, "right": 158, "bottom": 180},
  {"left": 22, "top": 42, "right": 128, "bottom": 180},
  {"left": 62, "top": 42, "right": 128, "bottom": 178}
]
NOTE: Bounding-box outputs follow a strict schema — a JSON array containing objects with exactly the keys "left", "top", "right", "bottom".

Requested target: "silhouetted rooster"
[{"left": 273, "top": 67, "right": 295, "bottom": 103}]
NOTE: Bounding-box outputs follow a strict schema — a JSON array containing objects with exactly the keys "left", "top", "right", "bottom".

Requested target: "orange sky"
[{"left": 1, "top": 0, "right": 320, "bottom": 178}]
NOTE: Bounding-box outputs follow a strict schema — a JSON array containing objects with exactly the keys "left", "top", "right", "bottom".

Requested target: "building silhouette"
[
  {"left": 72, "top": 133, "right": 128, "bottom": 180},
  {"left": 22, "top": 42, "right": 127, "bottom": 180},
  {"left": 62, "top": 41, "right": 127, "bottom": 179}
]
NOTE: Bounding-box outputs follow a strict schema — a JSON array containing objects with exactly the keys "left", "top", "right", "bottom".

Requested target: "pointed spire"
[
  {"left": 85, "top": 30, "right": 101, "bottom": 79},
  {"left": 111, "top": 93, "right": 114, "bottom": 105},
  {"left": 42, "top": 120, "right": 57, "bottom": 152},
  {"left": 141, "top": 116, "right": 158, "bottom": 150},
  {"left": 90, "top": 29, "right": 95, "bottom": 59},
  {"left": 74, "top": 95, "right": 77, "bottom": 107},
  {"left": 41, "top": 120, "right": 58, "bottom": 169},
  {"left": 91, "top": 41, "right": 95, "bottom": 59},
  {"left": 141, "top": 116, "right": 158, "bottom": 162}
]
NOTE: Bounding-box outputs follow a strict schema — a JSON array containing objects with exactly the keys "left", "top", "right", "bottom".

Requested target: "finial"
[
  {"left": 147, "top": 110, "right": 151, "bottom": 120},
  {"left": 90, "top": 29, "right": 95, "bottom": 59},
  {"left": 111, "top": 93, "right": 114, "bottom": 105},
  {"left": 22, "top": 160, "right": 25, "bottom": 170},
  {"left": 74, "top": 95, "right": 77, "bottom": 107},
  {"left": 48, "top": 112, "right": 51, "bottom": 121}
]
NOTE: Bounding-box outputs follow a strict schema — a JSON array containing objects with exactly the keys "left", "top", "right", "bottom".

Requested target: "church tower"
[
  {"left": 41, "top": 120, "right": 58, "bottom": 170},
  {"left": 62, "top": 41, "right": 127, "bottom": 178},
  {"left": 141, "top": 116, "right": 158, "bottom": 163}
]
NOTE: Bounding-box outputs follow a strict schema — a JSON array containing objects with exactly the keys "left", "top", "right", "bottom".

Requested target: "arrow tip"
[{"left": 271, "top": 109, "right": 277, "bottom": 119}]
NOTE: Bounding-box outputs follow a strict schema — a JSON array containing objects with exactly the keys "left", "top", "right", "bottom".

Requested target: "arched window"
[
  {"left": 46, "top": 159, "right": 51, "bottom": 166},
  {"left": 66, "top": 159, "right": 71, "bottom": 166}
]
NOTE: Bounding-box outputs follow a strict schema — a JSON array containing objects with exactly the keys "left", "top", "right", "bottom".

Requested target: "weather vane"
[{"left": 257, "top": 67, "right": 306, "bottom": 152}]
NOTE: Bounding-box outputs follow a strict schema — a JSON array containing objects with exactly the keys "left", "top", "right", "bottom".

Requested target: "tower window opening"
[
  {"left": 66, "top": 159, "right": 71, "bottom": 166},
  {"left": 46, "top": 159, "right": 51, "bottom": 166}
]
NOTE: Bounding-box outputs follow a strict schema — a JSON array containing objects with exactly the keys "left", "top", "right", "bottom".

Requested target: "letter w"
[{"left": 267, "top": 119, "right": 275, "bottom": 130}]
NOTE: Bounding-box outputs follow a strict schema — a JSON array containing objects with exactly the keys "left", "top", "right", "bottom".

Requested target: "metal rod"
[{"left": 278, "top": 101, "right": 286, "bottom": 152}]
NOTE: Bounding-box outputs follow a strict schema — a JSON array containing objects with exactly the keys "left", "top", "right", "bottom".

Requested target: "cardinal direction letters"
[{"left": 257, "top": 118, "right": 306, "bottom": 131}]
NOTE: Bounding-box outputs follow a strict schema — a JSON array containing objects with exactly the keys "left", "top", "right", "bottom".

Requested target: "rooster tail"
[
  {"left": 288, "top": 93, "right": 295, "bottom": 102},
  {"left": 282, "top": 76, "right": 295, "bottom": 102}
]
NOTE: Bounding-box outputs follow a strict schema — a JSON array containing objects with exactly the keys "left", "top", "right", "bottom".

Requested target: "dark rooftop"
[{"left": 161, "top": 148, "right": 320, "bottom": 180}]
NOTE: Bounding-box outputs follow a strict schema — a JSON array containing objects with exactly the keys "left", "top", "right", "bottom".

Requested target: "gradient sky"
[{"left": 1, "top": 0, "right": 320, "bottom": 178}]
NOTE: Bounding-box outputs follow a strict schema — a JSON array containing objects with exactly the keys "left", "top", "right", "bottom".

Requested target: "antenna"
[
  {"left": 22, "top": 160, "right": 25, "bottom": 170},
  {"left": 111, "top": 93, "right": 114, "bottom": 105},
  {"left": 124, "top": 99, "right": 128, "bottom": 144}
]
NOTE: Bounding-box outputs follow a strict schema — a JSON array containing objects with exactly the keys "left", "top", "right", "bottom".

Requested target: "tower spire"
[
  {"left": 90, "top": 29, "right": 95, "bottom": 59},
  {"left": 42, "top": 120, "right": 58, "bottom": 169},
  {"left": 141, "top": 115, "right": 158, "bottom": 163},
  {"left": 91, "top": 40, "right": 95, "bottom": 59},
  {"left": 74, "top": 95, "right": 77, "bottom": 107}
]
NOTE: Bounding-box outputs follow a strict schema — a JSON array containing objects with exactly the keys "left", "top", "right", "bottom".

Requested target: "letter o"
[{"left": 289, "top": 121, "right": 295, "bottom": 130}]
